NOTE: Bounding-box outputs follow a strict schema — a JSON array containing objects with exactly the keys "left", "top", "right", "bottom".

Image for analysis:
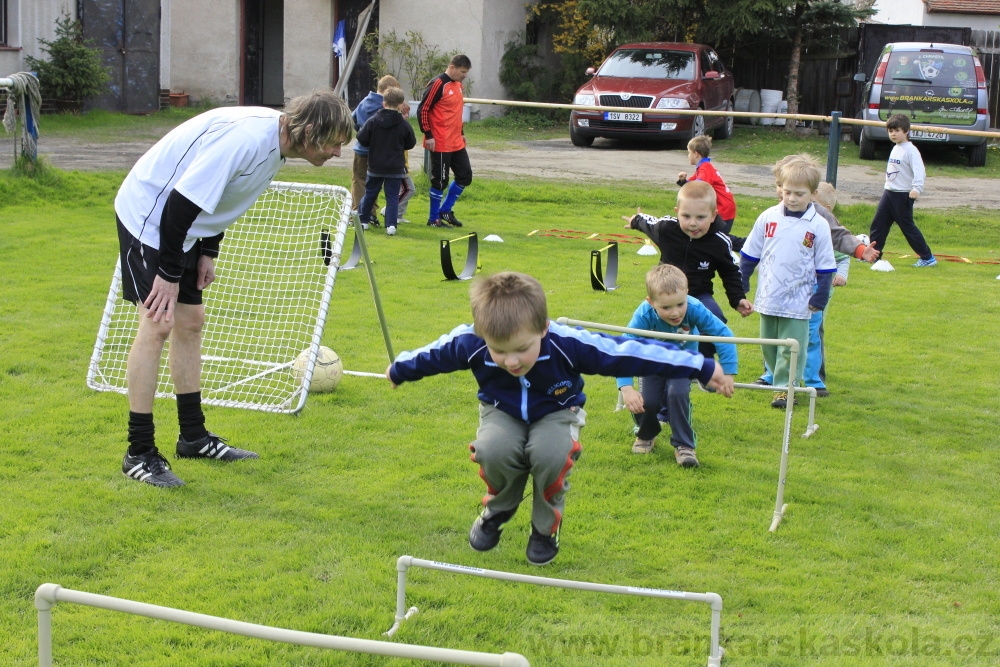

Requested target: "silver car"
[{"left": 853, "top": 42, "right": 990, "bottom": 166}]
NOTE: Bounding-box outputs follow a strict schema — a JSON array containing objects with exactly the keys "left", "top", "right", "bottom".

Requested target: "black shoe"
[
  {"left": 469, "top": 508, "right": 517, "bottom": 552},
  {"left": 176, "top": 432, "right": 259, "bottom": 461},
  {"left": 439, "top": 211, "right": 463, "bottom": 227},
  {"left": 427, "top": 219, "right": 445, "bottom": 227},
  {"left": 526, "top": 525, "right": 559, "bottom": 566},
  {"left": 814, "top": 388, "right": 830, "bottom": 397},
  {"left": 122, "top": 450, "right": 185, "bottom": 487},
  {"left": 370, "top": 213, "right": 381, "bottom": 228},
  {"left": 754, "top": 377, "right": 772, "bottom": 386}
]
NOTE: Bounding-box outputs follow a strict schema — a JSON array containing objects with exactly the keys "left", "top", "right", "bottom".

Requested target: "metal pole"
[
  {"left": 826, "top": 111, "right": 842, "bottom": 187},
  {"left": 352, "top": 216, "right": 395, "bottom": 361}
]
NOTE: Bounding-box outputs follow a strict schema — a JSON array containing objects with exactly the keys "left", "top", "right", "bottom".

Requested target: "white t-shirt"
[
  {"left": 742, "top": 203, "right": 837, "bottom": 320},
  {"left": 115, "top": 107, "right": 284, "bottom": 251},
  {"left": 885, "top": 140, "right": 925, "bottom": 194}
]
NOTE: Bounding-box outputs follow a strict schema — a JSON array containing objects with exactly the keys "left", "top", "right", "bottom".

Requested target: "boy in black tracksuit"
[
  {"left": 624, "top": 181, "right": 753, "bottom": 356},
  {"left": 357, "top": 87, "right": 417, "bottom": 235}
]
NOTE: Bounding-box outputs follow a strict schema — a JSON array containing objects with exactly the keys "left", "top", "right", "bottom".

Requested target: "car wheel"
[
  {"left": 713, "top": 101, "right": 734, "bottom": 140},
  {"left": 969, "top": 141, "right": 987, "bottom": 167},
  {"left": 690, "top": 112, "right": 705, "bottom": 139},
  {"left": 858, "top": 128, "right": 877, "bottom": 160},
  {"left": 569, "top": 120, "right": 594, "bottom": 147},
  {"left": 851, "top": 111, "right": 863, "bottom": 146}
]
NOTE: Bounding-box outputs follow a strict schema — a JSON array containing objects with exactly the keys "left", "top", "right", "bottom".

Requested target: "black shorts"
[
  {"left": 117, "top": 217, "right": 203, "bottom": 306},
  {"left": 428, "top": 148, "right": 473, "bottom": 191}
]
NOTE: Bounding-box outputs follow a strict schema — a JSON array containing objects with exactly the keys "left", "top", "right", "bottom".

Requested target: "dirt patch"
[{"left": 2, "top": 133, "right": 993, "bottom": 210}]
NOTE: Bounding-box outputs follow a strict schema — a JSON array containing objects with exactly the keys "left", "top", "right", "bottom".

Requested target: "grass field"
[{"left": 2, "top": 155, "right": 1000, "bottom": 666}]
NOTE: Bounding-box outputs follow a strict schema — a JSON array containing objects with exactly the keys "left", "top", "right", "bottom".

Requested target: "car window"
[
  {"left": 879, "top": 50, "right": 979, "bottom": 125},
  {"left": 708, "top": 50, "right": 723, "bottom": 73},
  {"left": 597, "top": 49, "right": 696, "bottom": 80},
  {"left": 885, "top": 51, "right": 976, "bottom": 89},
  {"left": 700, "top": 51, "right": 713, "bottom": 75}
]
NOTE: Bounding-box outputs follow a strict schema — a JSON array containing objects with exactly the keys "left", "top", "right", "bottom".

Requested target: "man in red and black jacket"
[{"left": 418, "top": 54, "right": 472, "bottom": 227}]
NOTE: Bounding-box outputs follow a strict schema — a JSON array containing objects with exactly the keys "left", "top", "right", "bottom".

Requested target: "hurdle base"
[
  {"left": 769, "top": 504, "right": 789, "bottom": 532},
  {"left": 709, "top": 645, "right": 726, "bottom": 667},
  {"left": 383, "top": 606, "right": 419, "bottom": 637}
]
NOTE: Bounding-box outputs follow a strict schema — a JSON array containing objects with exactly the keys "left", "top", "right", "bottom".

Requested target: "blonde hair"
[
  {"left": 382, "top": 87, "right": 405, "bottom": 108},
  {"left": 376, "top": 75, "right": 401, "bottom": 93},
  {"left": 646, "top": 263, "right": 688, "bottom": 298},
  {"left": 776, "top": 153, "right": 821, "bottom": 192},
  {"left": 677, "top": 180, "right": 718, "bottom": 212},
  {"left": 470, "top": 272, "right": 548, "bottom": 341},
  {"left": 815, "top": 182, "right": 837, "bottom": 210},
  {"left": 283, "top": 90, "right": 354, "bottom": 152},
  {"left": 687, "top": 135, "right": 712, "bottom": 158}
]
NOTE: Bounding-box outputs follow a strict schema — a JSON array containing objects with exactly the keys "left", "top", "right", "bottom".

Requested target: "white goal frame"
[{"left": 87, "top": 181, "right": 353, "bottom": 414}]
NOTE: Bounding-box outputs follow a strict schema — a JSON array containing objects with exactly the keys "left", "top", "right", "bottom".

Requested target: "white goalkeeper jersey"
[
  {"left": 115, "top": 107, "right": 284, "bottom": 251},
  {"left": 742, "top": 203, "right": 837, "bottom": 320}
]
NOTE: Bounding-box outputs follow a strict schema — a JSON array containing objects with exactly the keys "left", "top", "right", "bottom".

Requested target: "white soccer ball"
[
  {"left": 856, "top": 233, "right": 870, "bottom": 246},
  {"left": 293, "top": 346, "right": 343, "bottom": 392}
]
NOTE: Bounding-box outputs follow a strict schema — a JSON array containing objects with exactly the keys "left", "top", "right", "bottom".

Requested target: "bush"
[{"left": 24, "top": 13, "right": 110, "bottom": 109}]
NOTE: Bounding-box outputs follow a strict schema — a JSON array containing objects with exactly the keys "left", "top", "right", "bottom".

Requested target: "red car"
[{"left": 569, "top": 42, "right": 736, "bottom": 147}]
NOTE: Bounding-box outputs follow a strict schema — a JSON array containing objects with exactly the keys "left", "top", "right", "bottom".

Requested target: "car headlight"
[
  {"left": 574, "top": 94, "right": 596, "bottom": 106},
  {"left": 655, "top": 97, "right": 689, "bottom": 109}
]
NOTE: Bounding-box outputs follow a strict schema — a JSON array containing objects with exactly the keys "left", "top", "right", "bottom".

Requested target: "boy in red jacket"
[{"left": 677, "top": 135, "right": 737, "bottom": 234}]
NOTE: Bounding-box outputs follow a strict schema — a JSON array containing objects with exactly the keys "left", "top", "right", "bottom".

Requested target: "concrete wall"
[
  {"left": 169, "top": 0, "right": 240, "bottom": 105},
  {"left": 871, "top": 0, "right": 1000, "bottom": 31},
  {"left": 282, "top": 0, "right": 333, "bottom": 103},
  {"left": 1, "top": 0, "right": 76, "bottom": 77}
]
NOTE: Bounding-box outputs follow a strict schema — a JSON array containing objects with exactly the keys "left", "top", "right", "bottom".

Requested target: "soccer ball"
[
  {"left": 292, "top": 346, "right": 343, "bottom": 392},
  {"left": 856, "top": 233, "right": 870, "bottom": 246}
]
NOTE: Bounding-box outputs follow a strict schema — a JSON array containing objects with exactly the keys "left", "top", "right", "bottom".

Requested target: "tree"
[{"left": 24, "top": 13, "right": 110, "bottom": 110}]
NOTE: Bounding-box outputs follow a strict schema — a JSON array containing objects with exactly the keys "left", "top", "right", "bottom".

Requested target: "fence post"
[{"left": 826, "top": 111, "right": 842, "bottom": 187}]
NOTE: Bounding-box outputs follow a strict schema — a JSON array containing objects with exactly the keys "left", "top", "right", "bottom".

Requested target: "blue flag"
[{"left": 332, "top": 20, "right": 347, "bottom": 58}]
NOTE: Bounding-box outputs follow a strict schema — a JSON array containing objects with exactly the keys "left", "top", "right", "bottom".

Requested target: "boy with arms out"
[
  {"left": 387, "top": 272, "right": 732, "bottom": 565},
  {"left": 356, "top": 87, "right": 417, "bottom": 236},
  {"left": 740, "top": 157, "right": 837, "bottom": 408},
  {"left": 676, "top": 135, "right": 737, "bottom": 234},
  {"left": 869, "top": 113, "right": 936, "bottom": 268},
  {"left": 618, "top": 264, "right": 738, "bottom": 467}
]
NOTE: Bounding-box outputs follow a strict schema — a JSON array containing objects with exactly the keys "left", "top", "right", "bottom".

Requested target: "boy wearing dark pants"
[
  {"left": 350, "top": 75, "right": 401, "bottom": 223},
  {"left": 869, "top": 113, "right": 936, "bottom": 268},
  {"left": 617, "top": 264, "right": 738, "bottom": 468},
  {"left": 357, "top": 87, "right": 416, "bottom": 236},
  {"left": 387, "top": 272, "right": 731, "bottom": 565}
]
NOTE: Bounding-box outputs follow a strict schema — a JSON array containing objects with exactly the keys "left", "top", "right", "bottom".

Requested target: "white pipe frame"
[
  {"left": 385, "top": 556, "right": 725, "bottom": 667},
  {"left": 34, "top": 584, "right": 529, "bottom": 667},
  {"left": 557, "top": 317, "right": 816, "bottom": 532}
]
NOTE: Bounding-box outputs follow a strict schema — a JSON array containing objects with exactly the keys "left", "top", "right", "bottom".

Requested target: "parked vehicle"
[
  {"left": 569, "top": 42, "right": 736, "bottom": 147},
  {"left": 853, "top": 42, "right": 991, "bottom": 167}
]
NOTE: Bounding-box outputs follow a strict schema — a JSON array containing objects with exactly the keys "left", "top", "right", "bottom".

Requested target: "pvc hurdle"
[
  {"left": 557, "top": 317, "right": 816, "bottom": 532},
  {"left": 441, "top": 232, "right": 480, "bottom": 280},
  {"left": 384, "top": 556, "right": 724, "bottom": 667},
  {"left": 34, "top": 584, "right": 528, "bottom": 667},
  {"left": 590, "top": 241, "right": 620, "bottom": 291}
]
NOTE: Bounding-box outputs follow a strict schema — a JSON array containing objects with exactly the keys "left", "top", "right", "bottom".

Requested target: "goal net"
[{"left": 87, "top": 181, "right": 353, "bottom": 414}]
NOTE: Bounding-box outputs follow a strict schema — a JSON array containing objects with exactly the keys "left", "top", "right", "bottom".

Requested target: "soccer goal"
[{"left": 87, "top": 181, "right": 353, "bottom": 414}]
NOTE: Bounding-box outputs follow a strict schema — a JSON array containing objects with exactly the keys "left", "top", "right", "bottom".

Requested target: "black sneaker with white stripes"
[
  {"left": 122, "top": 450, "right": 185, "bottom": 487},
  {"left": 469, "top": 508, "right": 517, "bottom": 552},
  {"left": 175, "top": 432, "right": 259, "bottom": 461},
  {"left": 439, "top": 211, "right": 463, "bottom": 227}
]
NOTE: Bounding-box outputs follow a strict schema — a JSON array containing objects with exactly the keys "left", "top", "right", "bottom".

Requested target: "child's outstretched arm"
[
  {"left": 621, "top": 206, "right": 643, "bottom": 227},
  {"left": 705, "top": 362, "right": 734, "bottom": 397}
]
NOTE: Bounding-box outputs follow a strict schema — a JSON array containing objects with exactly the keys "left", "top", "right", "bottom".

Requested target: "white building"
[{"left": 870, "top": 0, "right": 1000, "bottom": 30}]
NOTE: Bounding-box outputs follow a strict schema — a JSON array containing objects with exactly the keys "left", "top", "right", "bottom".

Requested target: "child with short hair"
[
  {"left": 869, "top": 113, "right": 936, "bottom": 267},
  {"left": 351, "top": 74, "right": 401, "bottom": 222},
  {"left": 387, "top": 272, "right": 731, "bottom": 565},
  {"left": 357, "top": 87, "right": 416, "bottom": 236},
  {"left": 677, "top": 135, "right": 737, "bottom": 234},
  {"left": 740, "top": 156, "right": 837, "bottom": 408},
  {"left": 617, "top": 264, "right": 738, "bottom": 467}
]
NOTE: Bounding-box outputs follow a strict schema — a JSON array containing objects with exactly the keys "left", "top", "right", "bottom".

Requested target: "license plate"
[
  {"left": 604, "top": 112, "right": 642, "bottom": 122},
  {"left": 910, "top": 131, "right": 948, "bottom": 141}
]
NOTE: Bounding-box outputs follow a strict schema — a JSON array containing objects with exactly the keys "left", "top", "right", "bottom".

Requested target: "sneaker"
[
  {"left": 386, "top": 225, "right": 397, "bottom": 236},
  {"left": 913, "top": 256, "right": 937, "bottom": 267},
  {"left": 122, "top": 450, "right": 185, "bottom": 487},
  {"left": 379, "top": 206, "right": 386, "bottom": 217},
  {"left": 439, "top": 211, "right": 463, "bottom": 227},
  {"left": 469, "top": 508, "right": 517, "bottom": 552},
  {"left": 526, "top": 525, "right": 559, "bottom": 566},
  {"left": 427, "top": 219, "right": 445, "bottom": 227},
  {"left": 771, "top": 392, "right": 798, "bottom": 408},
  {"left": 361, "top": 222, "right": 369, "bottom": 231},
  {"left": 755, "top": 377, "right": 772, "bottom": 386},
  {"left": 814, "top": 387, "right": 830, "bottom": 398},
  {"left": 176, "top": 432, "right": 259, "bottom": 461},
  {"left": 674, "top": 445, "right": 700, "bottom": 468},
  {"left": 632, "top": 437, "right": 655, "bottom": 454},
  {"left": 370, "top": 213, "right": 381, "bottom": 228},
  {"left": 398, "top": 217, "right": 411, "bottom": 224}
]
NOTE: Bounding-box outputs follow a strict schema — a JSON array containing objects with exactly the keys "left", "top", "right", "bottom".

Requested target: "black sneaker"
[
  {"left": 526, "top": 525, "right": 559, "bottom": 566},
  {"left": 427, "top": 219, "right": 445, "bottom": 227},
  {"left": 122, "top": 450, "right": 185, "bottom": 487},
  {"left": 370, "top": 212, "right": 381, "bottom": 228},
  {"left": 176, "top": 432, "right": 259, "bottom": 461},
  {"left": 439, "top": 211, "right": 463, "bottom": 227},
  {"left": 469, "top": 508, "right": 517, "bottom": 552}
]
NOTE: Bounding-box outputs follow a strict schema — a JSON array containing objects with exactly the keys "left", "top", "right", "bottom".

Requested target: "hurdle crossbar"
[
  {"left": 557, "top": 317, "right": 809, "bottom": 532},
  {"left": 34, "top": 584, "right": 529, "bottom": 667},
  {"left": 384, "top": 556, "right": 724, "bottom": 667}
]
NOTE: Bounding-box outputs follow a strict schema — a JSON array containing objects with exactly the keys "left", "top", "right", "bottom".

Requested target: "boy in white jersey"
[
  {"left": 868, "top": 113, "right": 936, "bottom": 268},
  {"left": 116, "top": 90, "right": 353, "bottom": 488},
  {"left": 740, "top": 156, "right": 837, "bottom": 408}
]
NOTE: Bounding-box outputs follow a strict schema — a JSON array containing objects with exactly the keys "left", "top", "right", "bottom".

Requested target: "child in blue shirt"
[{"left": 617, "top": 264, "right": 738, "bottom": 468}]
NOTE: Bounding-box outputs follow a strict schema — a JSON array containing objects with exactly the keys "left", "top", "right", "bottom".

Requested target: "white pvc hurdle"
[
  {"left": 384, "top": 556, "right": 725, "bottom": 667},
  {"left": 35, "top": 584, "right": 529, "bottom": 667},
  {"left": 557, "top": 317, "right": 816, "bottom": 532}
]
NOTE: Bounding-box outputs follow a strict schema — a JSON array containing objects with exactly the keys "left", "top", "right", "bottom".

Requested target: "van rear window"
[{"left": 879, "top": 51, "right": 978, "bottom": 125}]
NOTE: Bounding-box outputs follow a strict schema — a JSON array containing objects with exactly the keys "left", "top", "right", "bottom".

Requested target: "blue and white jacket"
[{"left": 389, "top": 321, "right": 714, "bottom": 424}]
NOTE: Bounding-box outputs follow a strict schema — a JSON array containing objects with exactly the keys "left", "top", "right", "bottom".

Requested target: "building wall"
[
  {"left": 283, "top": 0, "right": 333, "bottom": 103},
  {"left": 1, "top": 0, "right": 76, "bottom": 77},
  {"left": 169, "top": 0, "right": 240, "bottom": 104},
  {"left": 871, "top": 0, "right": 1000, "bottom": 31}
]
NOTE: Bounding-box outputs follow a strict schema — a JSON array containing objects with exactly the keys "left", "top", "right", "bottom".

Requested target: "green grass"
[{"left": 2, "top": 165, "right": 1000, "bottom": 666}]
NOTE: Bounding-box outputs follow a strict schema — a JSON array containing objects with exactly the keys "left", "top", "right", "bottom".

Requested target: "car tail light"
[
  {"left": 974, "top": 56, "right": 988, "bottom": 114},
  {"left": 873, "top": 53, "right": 890, "bottom": 85}
]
